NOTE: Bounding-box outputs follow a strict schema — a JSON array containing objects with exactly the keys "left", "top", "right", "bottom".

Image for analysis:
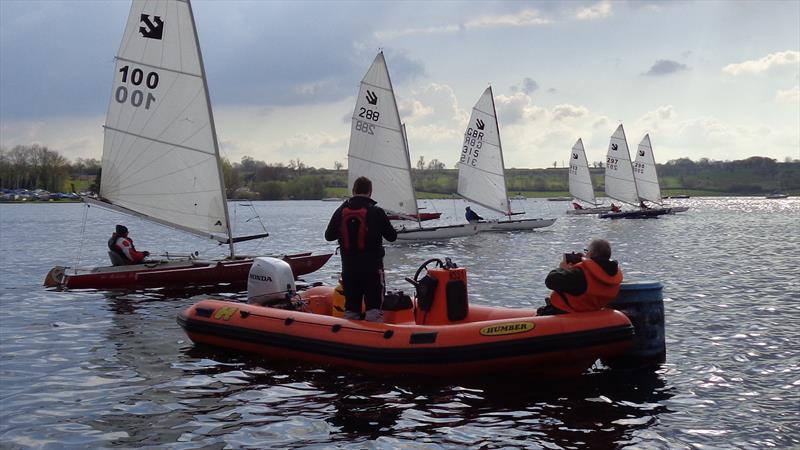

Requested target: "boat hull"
[
  {"left": 387, "top": 212, "right": 442, "bottom": 222},
  {"left": 395, "top": 223, "right": 479, "bottom": 240},
  {"left": 668, "top": 206, "right": 690, "bottom": 213},
  {"left": 566, "top": 206, "right": 612, "bottom": 215},
  {"left": 476, "top": 218, "right": 557, "bottom": 231},
  {"left": 46, "top": 253, "right": 332, "bottom": 290},
  {"left": 177, "top": 297, "right": 634, "bottom": 378},
  {"left": 599, "top": 208, "right": 669, "bottom": 219}
]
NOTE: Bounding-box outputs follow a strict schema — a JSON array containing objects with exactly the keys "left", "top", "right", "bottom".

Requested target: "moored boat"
[{"left": 177, "top": 258, "right": 636, "bottom": 378}]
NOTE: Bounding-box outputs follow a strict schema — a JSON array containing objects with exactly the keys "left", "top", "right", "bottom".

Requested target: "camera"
[{"left": 564, "top": 252, "right": 583, "bottom": 264}]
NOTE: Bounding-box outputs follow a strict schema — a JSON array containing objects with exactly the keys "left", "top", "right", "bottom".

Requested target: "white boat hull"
[
  {"left": 476, "top": 218, "right": 557, "bottom": 232},
  {"left": 395, "top": 223, "right": 480, "bottom": 241},
  {"left": 566, "top": 206, "right": 612, "bottom": 215}
]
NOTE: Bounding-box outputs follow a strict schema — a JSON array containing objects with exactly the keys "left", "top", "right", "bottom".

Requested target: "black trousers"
[{"left": 342, "top": 268, "right": 384, "bottom": 313}]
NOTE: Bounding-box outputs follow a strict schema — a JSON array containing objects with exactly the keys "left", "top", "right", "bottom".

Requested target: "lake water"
[{"left": 1, "top": 197, "right": 798, "bottom": 449}]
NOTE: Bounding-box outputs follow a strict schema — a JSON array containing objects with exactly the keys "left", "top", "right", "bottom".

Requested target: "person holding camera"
[{"left": 537, "top": 239, "right": 623, "bottom": 316}]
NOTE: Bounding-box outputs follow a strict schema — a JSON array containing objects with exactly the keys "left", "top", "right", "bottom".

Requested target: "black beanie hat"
[{"left": 115, "top": 225, "right": 128, "bottom": 235}]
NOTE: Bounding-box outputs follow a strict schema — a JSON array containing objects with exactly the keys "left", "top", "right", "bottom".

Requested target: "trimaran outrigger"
[{"left": 45, "top": 0, "right": 330, "bottom": 290}]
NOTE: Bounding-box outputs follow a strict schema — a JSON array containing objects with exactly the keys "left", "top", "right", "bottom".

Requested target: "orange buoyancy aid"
[{"left": 549, "top": 258, "right": 623, "bottom": 313}]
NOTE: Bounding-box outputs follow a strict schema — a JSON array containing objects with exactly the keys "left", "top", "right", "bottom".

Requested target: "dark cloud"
[
  {"left": 0, "top": 1, "right": 425, "bottom": 121},
  {"left": 510, "top": 77, "right": 539, "bottom": 95},
  {"left": 643, "top": 59, "right": 689, "bottom": 76}
]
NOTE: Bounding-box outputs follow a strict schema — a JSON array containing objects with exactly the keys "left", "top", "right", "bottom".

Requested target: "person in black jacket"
[
  {"left": 325, "top": 176, "right": 397, "bottom": 321},
  {"left": 465, "top": 206, "right": 483, "bottom": 223}
]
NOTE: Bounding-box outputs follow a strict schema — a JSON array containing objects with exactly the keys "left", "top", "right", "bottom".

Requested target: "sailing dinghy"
[
  {"left": 44, "top": 0, "right": 330, "bottom": 290},
  {"left": 457, "top": 87, "right": 555, "bottom": 231},
  {"left": 599, "top": 125, "right": 665, "bottom": 219},
  {"left": 633, "top": 135, "right": 689, "bottom": 214},
  {"left": 566, "top": 138, "right": 611, "bottom": 215},
  {"left": 347, "top": 53, "right": 478, "bottom": 241}
]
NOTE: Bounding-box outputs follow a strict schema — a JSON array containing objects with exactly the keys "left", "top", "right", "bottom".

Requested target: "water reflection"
[{"left": 2, "top": 198, "right": 799, "bottom": 448}]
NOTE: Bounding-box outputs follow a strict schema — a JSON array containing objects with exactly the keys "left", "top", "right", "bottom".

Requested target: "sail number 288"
[{"left": 115, "top": 65, "right": 158, "bottom": 110}]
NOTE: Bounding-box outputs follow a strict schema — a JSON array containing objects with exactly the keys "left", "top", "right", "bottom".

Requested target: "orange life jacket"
[
  {"left": 340, "top": 206, "right": 368, "bottom": 253},
  {"left": 549, "top": 258, "right": 623, "bottom": 313}
]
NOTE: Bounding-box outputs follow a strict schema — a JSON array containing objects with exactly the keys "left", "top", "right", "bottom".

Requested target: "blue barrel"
[{"left": 605, "top": 281, "right": 665, "bottom": 369}]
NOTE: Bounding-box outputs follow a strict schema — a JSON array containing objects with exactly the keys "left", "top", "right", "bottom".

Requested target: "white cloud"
[
  {"left": 776, "top": 85, "right": 800, "bottom": 102},
  {"left": 722, "top": 51, "right": 800, "bottom": 76},
  {"left": 465, "top": 9, "right": 551, "bottom": 29},
  {"left": 572, "top": 1, "right": 612, "bottom": 21},
  {"left": 552, "top": 104, "right": 589, "bottom": 121},
  {"left": 375, "top": 25, "right": 459, "bottom": 40}
]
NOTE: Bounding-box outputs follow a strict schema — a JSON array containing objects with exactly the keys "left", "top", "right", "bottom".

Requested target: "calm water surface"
[{"left": 1, "top": 198, "right": 798, "bottom": 449}]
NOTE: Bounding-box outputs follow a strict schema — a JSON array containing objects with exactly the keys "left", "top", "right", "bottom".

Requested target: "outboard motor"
[{"left": 247, "top": 257, "right": 296, "bottom": 306}]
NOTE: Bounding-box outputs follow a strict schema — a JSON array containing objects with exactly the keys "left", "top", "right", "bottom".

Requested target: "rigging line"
[
  {"left": 103, "top": 154, "right": 216, "bottom": 196},
  {"left": 472, "top": 106, "right": 496, "bottom": 118},
  {"left": 360, "top": 80, "right": 395, "bottom": 94},
  {"left": 347, "top": 154, "right": 409, "bottom": 172},
  {"left": 112, "top": 78, "right": 205, "bottom": 186},
  {"left": 349, "top": 116, "right": 401, "bottom": 134},
  {"left": 456, "top": 162, "right": 503, "bottom": 178},
  {"left": 73, "top": 202, "right": 90, "bottom": 271}
]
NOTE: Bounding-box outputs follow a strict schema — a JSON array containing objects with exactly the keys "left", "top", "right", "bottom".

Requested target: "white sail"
[
  {"left": 633, "top": 134, "right": 663, "bottom": 204},
  {"left": 457, "top": 86, "right": 510, "bottom": 215},
  {"left": 568, "top": 138, "right": 597, "bottom": 205},
  {"left": 347, "top": 52, "right": 417, "bottom": 217},
  {"left": 100, "top": 0, "right": 230, "bottom": 240},
  {"left": 604, "top": 124, "right": 640, "bottom": 206}
]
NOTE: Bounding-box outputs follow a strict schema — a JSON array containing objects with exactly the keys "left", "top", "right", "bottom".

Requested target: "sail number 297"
[{"left": 115, "top": 65, "right": 158, "bottom": 110}]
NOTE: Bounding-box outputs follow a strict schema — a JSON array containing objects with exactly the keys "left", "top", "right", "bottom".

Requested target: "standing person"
[
  {"left": 108, "top": 225, "right": 150, "bottom": 265},
  {"left": 325, "top": 176, "right": 397, "bottom": 322},
  {"left": 465, "top": 206, "right": 483, "bottom": 223},
  {"left": 537, "top": 239, "right": 623, "bottom": 316}
]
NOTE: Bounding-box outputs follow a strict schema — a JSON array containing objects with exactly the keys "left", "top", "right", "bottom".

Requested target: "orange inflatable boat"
[{"left": 177, "top": 258, "right": 635, "bottom": 378}]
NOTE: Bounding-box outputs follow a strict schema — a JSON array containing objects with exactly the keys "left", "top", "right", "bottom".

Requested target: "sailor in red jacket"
[
  {"left": 537, "top": 239, "right": 623, "bottom": 315},
  {"left": 108, "top": 225, "right": 150, "bottom": 265}
]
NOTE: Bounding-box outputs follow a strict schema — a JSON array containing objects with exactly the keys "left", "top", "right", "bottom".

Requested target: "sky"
[{"left": 1, "top": 0, "right": 798, "bottom": 169}]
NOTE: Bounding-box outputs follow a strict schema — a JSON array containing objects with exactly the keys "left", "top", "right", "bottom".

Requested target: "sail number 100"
[{"left": 115, "top": 65, "right": 158, "bottom": 109}]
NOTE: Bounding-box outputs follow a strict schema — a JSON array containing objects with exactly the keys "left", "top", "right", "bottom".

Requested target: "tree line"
[{"left": 2, "top": 144, "right": 798, "bottom": 198}]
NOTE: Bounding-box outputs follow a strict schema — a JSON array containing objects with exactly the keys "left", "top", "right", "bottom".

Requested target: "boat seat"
[{"left": 108, "top": 251, "right": 128, "bottom": 266}]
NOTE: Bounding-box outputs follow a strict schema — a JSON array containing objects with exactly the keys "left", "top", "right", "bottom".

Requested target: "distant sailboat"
[
  {"left": 566, "top": 138, "right": 611, "bottom": 215},
  {"left": 457, "top": 87, "right": 556, "bottom": 231},
  {"left": 634, "top": 135, "right": 688, "bottom": 214},
  {"left": 347, "top": 52, "right": 478, "bottom": 240},
  {"left": 599, "top": 125, "right": 665, "bottom": 219}
]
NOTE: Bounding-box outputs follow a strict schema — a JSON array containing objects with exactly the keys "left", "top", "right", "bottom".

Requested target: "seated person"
[
  {"left": 465, "top": 206, "right": 483, "bottom": 223},
  {"left": 610, "top": 203, "right": 621, "bottom": 212},
  {"left": 108, "top": 225, "right": 150, "bottom": 265},
  {"left": 572, "top": 202, "right": 583, "bottom": 210},
  {"left": 537, "top": 239, "right": 623, "bottom": 315}
]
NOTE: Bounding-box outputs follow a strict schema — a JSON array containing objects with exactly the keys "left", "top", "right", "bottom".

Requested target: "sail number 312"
[{"left": 115, "top": 65, "right": 158, "bottom": 109}]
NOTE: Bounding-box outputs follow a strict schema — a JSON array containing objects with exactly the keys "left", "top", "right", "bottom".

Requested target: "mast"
[
  {"left": 489, "top": 85, "right": 512, "bottom": 216},
  {"left": 384, "top": 52, "right": 419, "bottom": 221},
  {"left": 185, "top": 0, "right": 235, "bottom": 258},
  {"left": 402, "top": 123, "right": 422, "bottom": 229}
]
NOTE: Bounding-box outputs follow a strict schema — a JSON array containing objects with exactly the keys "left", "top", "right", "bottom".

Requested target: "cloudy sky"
[{"left": 1, "top": 0, "right": 798, "bottom": 169}]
